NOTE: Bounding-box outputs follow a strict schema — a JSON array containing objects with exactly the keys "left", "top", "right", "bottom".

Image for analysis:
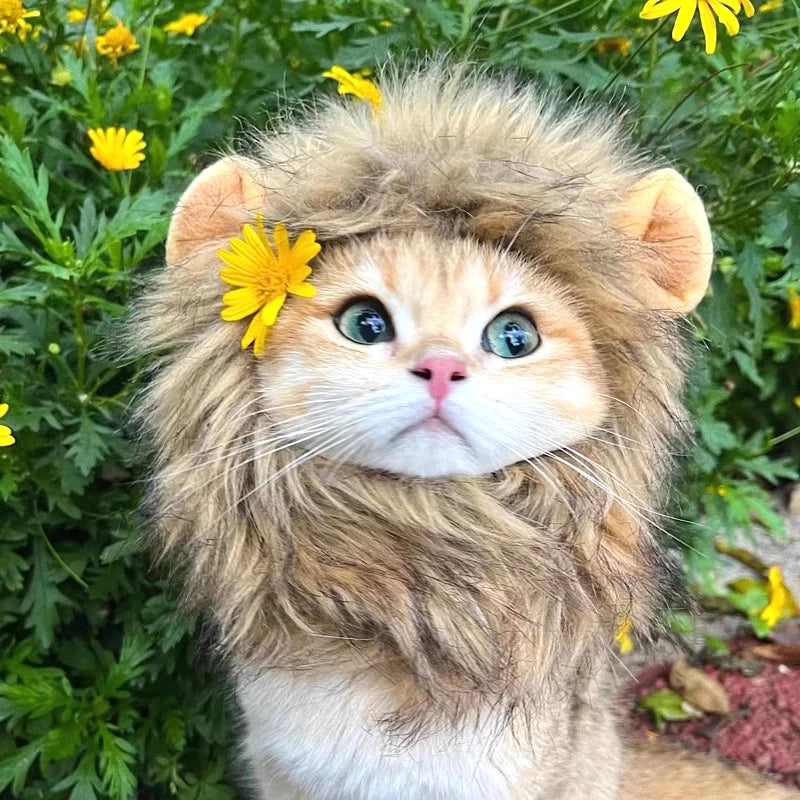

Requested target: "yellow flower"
[
  {"left": 788, "top": 287, "right": 800, "bottom": 330},
  {"left": 614, "top": 618, "right": 634, "bottom": 654},
  {"left": 218, "top": 219, "right": 320, "bottom": 356},
  {"left": 96, "top": 21, "right": 139, "bottom": 60},
  {"left": 640, "top": 0, "right": 748, "bottom": 54},
  {"left": 51, "top": 63, "right": 73, "bottom": 86},
  {"left": 793, "top": 395, "right": 800, "bottom": 409},
  {"left": 759, "top": 566, "right": 799, "bottom": 629},
  {"left": 759, "top": 0, "right": 782, "bottom": 10},
  {"left": 0, "top": 0, "right": 41, "bottom": 41},
  {"left": 67, "top": 4, "right": 111, "bottom": 23},
  {"left": 163, "top": 12, "right": 209, "bottom": 36},
  {"left": 596, "top": 36, "right": 632, "bottom": 55},
  {"left": 0, "top": 403, "right": 15, "bottom": 447},
  {"left": 87, "top": 127, "right": 146, "bottom": 171},
  {"left": 322, "top": 65, "right": 382, "bottom": 113}
]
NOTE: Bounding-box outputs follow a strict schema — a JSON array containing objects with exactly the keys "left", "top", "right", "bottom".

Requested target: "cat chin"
[{"left": 336, "top": 426, "right": 515, "bottom": 479}]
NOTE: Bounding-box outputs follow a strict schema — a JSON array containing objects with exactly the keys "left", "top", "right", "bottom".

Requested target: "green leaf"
[
  {"left": 20, "top": 539, "right": 74, "bottom": 649},
  {"left": 697, "top": 418, "right": 737, "bottom": 455},
  {"left": 0, "top": 136, "right": 59, "bottom": 240},
  {"left": 0, "top": 740, "right": 40, "bottom": 795},
  {"left": 703, "top": 635, "right": 730, "bottom": 656},
  {"left": 737, "top": 243, "right": 763, "bottom": 345},
  {"left": 638, "top": 688, "right": 702, "bottom": 732},
  {"left": 97, "top": 726, "right": 136, "bottom": 800},
  {"left": 291, "top": 16, "right": 366, "bottom": 37},
  {"left": 64, "top": 415, "right": 113, "bottom": 477},
  {"left": 0, "top": 331, "right": 35, "bottom": 356}
]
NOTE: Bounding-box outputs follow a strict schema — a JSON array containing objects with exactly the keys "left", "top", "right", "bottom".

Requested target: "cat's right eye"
[{"left": 334, "top": 297, "right": 395, "bottom": 345}]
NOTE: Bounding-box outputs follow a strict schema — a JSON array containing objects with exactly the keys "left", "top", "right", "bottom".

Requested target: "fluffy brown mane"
[{"left": 132, "top": 65, "right": 690, "bottom": 725}]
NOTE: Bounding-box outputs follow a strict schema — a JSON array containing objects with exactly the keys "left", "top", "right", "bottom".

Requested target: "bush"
[{"left": 0, "top": 0, "right": 797, "bottom": 796}]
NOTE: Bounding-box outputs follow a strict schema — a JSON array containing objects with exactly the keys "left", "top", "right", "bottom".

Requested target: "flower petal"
[
  {"left": 698, "top": 0, "right": 718, "bottom": 53},
  {"left": 221, "top": 288, "right": 263, "bottom": 320},
  {"left": 273, "top": 224, "right": 290, "bottom": 261},
  {"left": 672, "top": 0, "right": 697, "bottom": 40},
  {"left": 709, "top": 0, "right": 740, "bottom": 35},
  {"left": 253, "top": 323, "right": 269, "bottom": 356},
  {"left": 287, "top": 282, "right": 317, "bottom": 298},
  {"left": 220, "top": 265, "right": 259, "bottom": 286},
  {"left": 260, "top": 293, "right": 287, "bottom": 326},
  {"left": 241, "top": 313, "right": 266, "bottom": 350},
  {"left": 0, "top": 403, "right": 7, "bottom": 419},
  {"left": 640, "top": 0, "right": 685, "bottom": 19},
  {"left": 288, "top": 265, "right": 313, "bottom": 283}
]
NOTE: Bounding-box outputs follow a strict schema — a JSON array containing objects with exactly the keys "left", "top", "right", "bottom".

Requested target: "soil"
[{"left": 621, "top": 646, "right": 800, "bottom": 789}]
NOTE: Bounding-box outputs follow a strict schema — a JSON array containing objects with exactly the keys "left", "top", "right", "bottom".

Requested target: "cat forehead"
[{"left": 316, "top": 232, "right": 556, "bottom": 315}]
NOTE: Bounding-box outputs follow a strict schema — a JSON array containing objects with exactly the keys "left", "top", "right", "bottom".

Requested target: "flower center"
[
  {"left": 0, "top": 0, "right": 25, "bottom": 23},
  {"left": 256, "top": 264, "right": 289, "bottom": 300}
]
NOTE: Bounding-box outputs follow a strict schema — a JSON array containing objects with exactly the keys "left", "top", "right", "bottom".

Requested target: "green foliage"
[
  {"left": 638, "top": 687, "right": 702, "bottom": 731},
  {"left": 0, "top": 0, "right": 798, "bottom": 796}
]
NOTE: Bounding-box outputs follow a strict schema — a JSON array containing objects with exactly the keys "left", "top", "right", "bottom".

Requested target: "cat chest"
[{"left": 236, "top": 667, "right": 545, "bottom": 800}]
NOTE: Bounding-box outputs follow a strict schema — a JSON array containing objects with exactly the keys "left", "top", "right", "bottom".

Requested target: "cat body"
[
  {"left": 134, "top": 66, "right": 797, "bottom": 798},
  {"left": 238, "top": 664, "right": 621, "bottom": 799}
]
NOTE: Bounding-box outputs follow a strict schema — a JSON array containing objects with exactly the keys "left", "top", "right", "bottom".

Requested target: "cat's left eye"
[
  {"left": 482, "top": 310, "right": 540, "bottom": 359},
  {"left": 334, "top": 297, "right": 395, "bottom": 345}
]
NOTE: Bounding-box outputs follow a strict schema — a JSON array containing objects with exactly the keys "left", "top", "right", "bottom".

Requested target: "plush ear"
[
  {"left": 615, "top": 168, "right": 713, "bottom": 315},
  {"left": 166, "top": 156, "right": 266, "bottom": 266}
]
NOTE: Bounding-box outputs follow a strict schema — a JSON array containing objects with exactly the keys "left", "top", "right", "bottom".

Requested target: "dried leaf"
[{"left": 669, "top": 658, "right": 730, "bottom": 715}]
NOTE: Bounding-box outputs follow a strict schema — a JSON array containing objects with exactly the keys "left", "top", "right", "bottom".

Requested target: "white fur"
[{"left": 238, "top": 669, "right": 538, "bottom": 800}]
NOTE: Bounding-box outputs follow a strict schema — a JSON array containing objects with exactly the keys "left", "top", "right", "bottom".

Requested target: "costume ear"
[
  {"left": 615, "top": 168, "right": 713, "bottom": 315},
  {"left": 166, "top": 156, "right": 266, "bottom": 266}
]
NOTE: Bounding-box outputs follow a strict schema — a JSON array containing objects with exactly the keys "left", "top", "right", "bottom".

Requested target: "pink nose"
[{"left": 410, "top": 356, "right": 468, "bottom": 402}]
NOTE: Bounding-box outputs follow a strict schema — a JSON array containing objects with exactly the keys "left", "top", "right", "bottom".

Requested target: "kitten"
[{"left": 134, "top": 66, "right": 797, "bottom": 799}]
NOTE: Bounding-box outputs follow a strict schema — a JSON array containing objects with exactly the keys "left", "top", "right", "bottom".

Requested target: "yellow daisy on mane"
[
  {"left": 640, "top": 0, "right": 754, "bottom": 54},
  {"left": 218, "top": 219, "right": 320, "bottom": 356},
  {"left": 322, "top": 65, "right": 382, "bottom": 113}
]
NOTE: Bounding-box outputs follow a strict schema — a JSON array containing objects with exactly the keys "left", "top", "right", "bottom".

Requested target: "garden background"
[{"left": 0, "top": 0, "right": 798, "bottom": 797}]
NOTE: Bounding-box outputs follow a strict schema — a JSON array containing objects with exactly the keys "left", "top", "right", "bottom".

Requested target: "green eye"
[
  {"left": 482, "top": 310, "right": 539, "bottom": 359},
  {"left": 334, "top": 297, "right": 395, "bottom": 345}
]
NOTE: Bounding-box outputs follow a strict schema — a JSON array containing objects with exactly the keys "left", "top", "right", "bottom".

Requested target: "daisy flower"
[
  {"left": 218, "top": 219, "right": 320, "bottom": 356},
  {"left": 87, "top": 127, "right": 146, "bottom": 171},
  {"left": 640, "top": 0, "right": 754, "bottom": 54},
  {"left": 322, "top": 65, "right": 382, "bottom": 113}
]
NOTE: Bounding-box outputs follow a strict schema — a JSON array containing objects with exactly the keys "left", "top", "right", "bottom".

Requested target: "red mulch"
[{"left": 621, "top": 645, "right": 800, "bottom": 789}]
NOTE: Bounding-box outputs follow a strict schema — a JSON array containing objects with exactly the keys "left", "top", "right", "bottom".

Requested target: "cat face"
[{"left": 259, "top": 232, "right": 608, "bottom": 478}]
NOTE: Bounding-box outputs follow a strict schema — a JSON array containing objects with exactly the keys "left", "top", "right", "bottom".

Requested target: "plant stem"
[
  {"left": 38, "top": 520, "right": 89, "bottom": 590},
  {"left": 769, "top": 425, "right": 800, "bottom": 447},
  {"left": 73, "top": 284, "right": 86, "bottom": 392}
]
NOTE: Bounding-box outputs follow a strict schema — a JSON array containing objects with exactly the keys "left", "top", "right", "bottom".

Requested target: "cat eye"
[
  {"left": 482, "top": 310, "right": 540, "bottom": 359},
  {"left": 334, "top": 297, "right": 395, "bottom": 345}
]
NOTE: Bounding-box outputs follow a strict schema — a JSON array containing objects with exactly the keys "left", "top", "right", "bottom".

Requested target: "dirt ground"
[{"left": 617, "top": 507, "right": 800, "bottom": 789}]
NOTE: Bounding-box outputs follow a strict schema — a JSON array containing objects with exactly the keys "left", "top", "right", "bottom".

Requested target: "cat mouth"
[{"left": 390, "top": 414, "right": 468, "bottom": 445}]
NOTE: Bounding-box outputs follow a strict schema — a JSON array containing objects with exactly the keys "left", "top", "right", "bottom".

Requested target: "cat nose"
[{"left": 410, "top": 356, "right": 468, "bottom": 402}]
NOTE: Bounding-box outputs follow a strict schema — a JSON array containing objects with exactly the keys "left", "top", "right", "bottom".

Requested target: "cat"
[{"left": 133, "top": 65, "right": 797, "bottom": 799}]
